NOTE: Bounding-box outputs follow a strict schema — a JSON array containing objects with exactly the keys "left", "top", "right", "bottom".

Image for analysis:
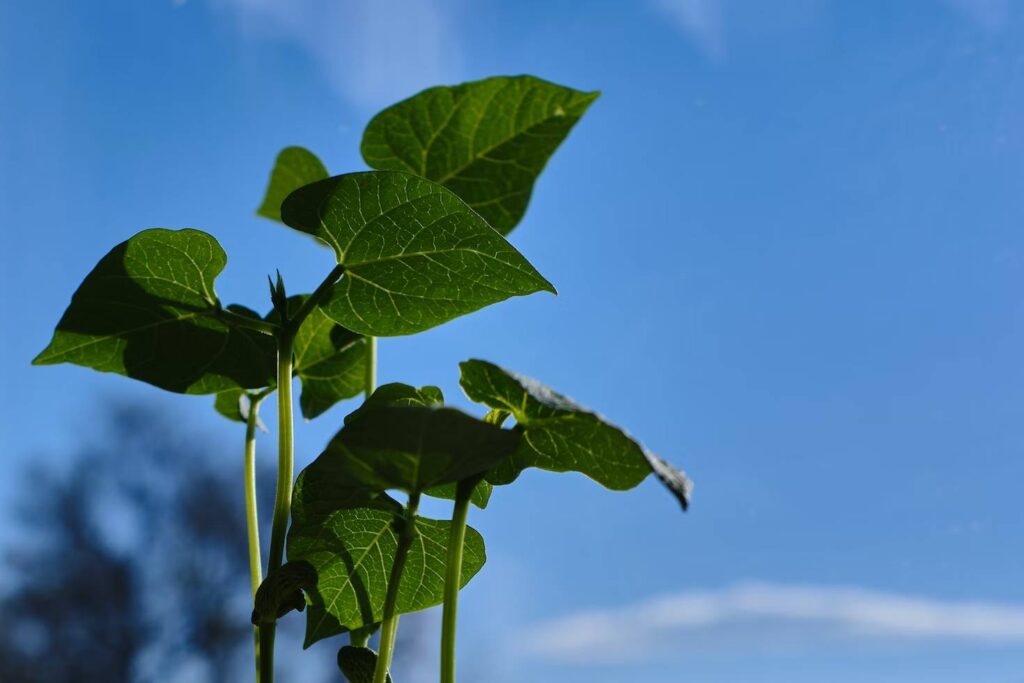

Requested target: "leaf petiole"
[
  {"left": 217, "top": 306, "right": 280, "bottom": 336},
  {"left": 244, "top": 388, "right": 272, "bottom": 680}
]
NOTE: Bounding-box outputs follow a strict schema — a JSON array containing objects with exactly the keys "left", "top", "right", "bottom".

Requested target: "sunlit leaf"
[
  {"left": 459, "top": 359, "right": 692, "bottom": 509},
  {"left": 34, "top": 229, "right": 276, "bottom": 394},
  {"left": 287, "top": 498, "right": 486, "bottom": 646},
  {"left": 280, "top": 171, "right": 555, "bottom": 336},
  {"left": 362, "top": 75, "right": 599, "bottom": 234},
  {"left": 257, "top": 146, "right": 329, "bottom": 223}
]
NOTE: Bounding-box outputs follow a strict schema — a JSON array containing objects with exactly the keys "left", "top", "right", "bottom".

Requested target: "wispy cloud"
[
  {"left": 522, "top": 582, "right": 1024, "bottom": 663},
  {"left": 650, "top": 0, "right": 725, "bottom": 60},
  {"left": 213, "top": 0, "right": 461, "bottom": 109}
]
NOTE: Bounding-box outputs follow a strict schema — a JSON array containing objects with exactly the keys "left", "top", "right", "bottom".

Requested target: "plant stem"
[
  {"left": 260, "top": 331, "right": 296, "bottom": 683},
  {"left": 440, "top": 479, "right": 474, "bottom": 683},
  {"left": 365, "top": 336, "right": 377, "bottom": 398},
  {"left": 289, "top": 264, "right": 345, "bottom": 326},
  {"left": 244, "top": 391, "right": 268, "bottom": 681},
  {"left": 217, "top": 306, "right": 280, "bottom": 336},
  {"left": 373, "top": 492, "right": 421, "bottom": 683}
]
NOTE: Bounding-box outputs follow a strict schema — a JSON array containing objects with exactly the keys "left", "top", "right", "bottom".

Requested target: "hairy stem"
[
  {"left": 440, "top": 479, "right": 475, "bottom": 683},
  {"left": 373, "top": 493, "right": 421, "bottom": 683},
  {"left": 244, "top": 391, "right": 269, "bottom": 681},
  {"left": 260, "top": 332, "right": 296, "bottom": 683}
]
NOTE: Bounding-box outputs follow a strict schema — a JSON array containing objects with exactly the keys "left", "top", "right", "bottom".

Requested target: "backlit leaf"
[
  {"left": 362, "top": 75, "right": 599, "bottom": 234},
  {"left": 34, "top": 229, "right": 276, "bottom": 394},
  {"left": 287, "top": 499, "right": 486, "bottom": 646},
  {"left": 257, "top": 146, "right": 329, "bottom": 223},
  {"left": 280, "top": 171, "right": 555, "bottom": 336},
  {"left": 459, "top": 359, "right": 692, "bottom": 509}
]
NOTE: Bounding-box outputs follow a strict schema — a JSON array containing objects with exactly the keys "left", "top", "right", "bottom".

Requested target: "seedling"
[{"left": 36, "top": 75, "right": 692, "bottom": 683}]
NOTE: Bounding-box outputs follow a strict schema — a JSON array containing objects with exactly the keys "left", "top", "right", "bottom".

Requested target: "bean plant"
[{"left": 35, "top": 75, "right": 692, "bottom": 683}]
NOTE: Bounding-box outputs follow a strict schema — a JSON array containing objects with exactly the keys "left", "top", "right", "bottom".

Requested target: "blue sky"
[{"left": 3, "top": 1, "right": 1024, "bottom": 681}]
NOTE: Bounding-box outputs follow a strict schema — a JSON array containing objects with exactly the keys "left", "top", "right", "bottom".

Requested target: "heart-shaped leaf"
[
  {"left": 362, "top": 75, "right": 599, "bottom": 234},
  {"left": 34, "top": 229, "right": 276, "bottom": 394},
  {"left": 323, "top": 401, "right": 521, "bottom": 495},
  {"left": 287, "top": 498, "right": 486, "bottom": 646},
  {"left": 280, "top": 171, "right": 555, "bottom": 336},
  {"left": 459, "top": 359, "right": 693, "bottom": 509},
  {"left": 257, "top": 146, "right": 329, "bottom": 223},
  {"left": 337, "top": 646, "right": 392, "bottom": 683},
  {"left": 294, "top": 383, "right": 494, "bottom": 510}
]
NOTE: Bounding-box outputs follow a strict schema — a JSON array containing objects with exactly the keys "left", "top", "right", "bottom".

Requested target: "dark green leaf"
[
  {"left": 337, "top": 646, "right": 392, "bottom": 683},
  {"left": 424, "top": 479, "right": 493, "bottom": 509},
  {"left": 459, "top": 359, "right": 692, "bottom": 509},
  {"left": 360, "top": 382, "right": 444, "bottom": 408},
  {"left": 280, "top": 171, "right": 555, "bottom": 336},
  {"left": 292, "top": 297, "right": 368, "bottom": 419},
  {"left": 287, "top": 500, "right": 486, "bottom": 646},
  {"left": 327, "top": 401, "right": 522, "bottom": 494},
  {"left": 34, "top": 229, "right": 276, "bottom": 394},
  {"left": 252, "top": 560, "right": 319, "bottom": 625},
  {"left": 257, "top": 146, "right": 329, "bottom": 222},
  {"left": 362, "top": 75, "right": 599, "bottom": 234}
]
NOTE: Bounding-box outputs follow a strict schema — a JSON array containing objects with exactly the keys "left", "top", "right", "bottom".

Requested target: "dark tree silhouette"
[
  {"left": 0, "top": 402, "right": 431, "bottom": 683},
  {"left": 0, "top": 403, "right": 320, "bottom": 682}
]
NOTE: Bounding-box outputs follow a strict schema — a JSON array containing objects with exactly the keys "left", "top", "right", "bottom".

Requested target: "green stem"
[
  {"left": 244, "top": 391, "right": 269, "bottom": 681},
  {"left": 440, "top": 480, "right": 474, "bottom": 683},
  {"left": 373, "top": 492, "right": 421, "bottom": 683},
  {"left": 289, "top": 264, "right": 345, "bottom": 327},
  {"left": 218, "top": 306, "right": 280, "bottom": 335},
  {"left": 260, "top": 332, "right": 296, "bottom": 683},
  {"left": 365, "top": 336, "right": 377, "bottom": 398}
]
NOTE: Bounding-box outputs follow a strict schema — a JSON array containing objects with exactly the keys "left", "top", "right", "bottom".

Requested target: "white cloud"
[
  {"left": 522, "top": 582, "right": 1024, "bottom": 663},
  {"left": 213, "top": 0, "right": 461, "bottom": 109},
  {"left": 651, "top": 0, "right": 725, "bottom": 60}
]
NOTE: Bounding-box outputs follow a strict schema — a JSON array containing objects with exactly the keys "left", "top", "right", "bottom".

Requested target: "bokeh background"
[{"left": 3, "top": 1, "right": 1024, "bottom": 681}]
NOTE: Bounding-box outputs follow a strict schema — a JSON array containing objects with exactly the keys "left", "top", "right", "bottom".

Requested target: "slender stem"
[
  {"left": 365, "top": 336, "right": 377, "bottom": 398},
  {"left": 350, "top": 627, "right": 372, "bottom": 649},
  {"left": 260, "top": 332, "right": 296, "bottom": 683},
  {"left": 373, "top": 493, "right": 421, "bottom": 683},
  {"left": 244, "top": 392, "right": 268, "bottom": 682},
  {"left": 289, "top": 264, "right": 345, "bottom": 330},
  {"left": 218, "top": 307, "right": 280, "bottom": 336},
  {"left": 440, "top": 480, "right": 474, "bottom": 683}
]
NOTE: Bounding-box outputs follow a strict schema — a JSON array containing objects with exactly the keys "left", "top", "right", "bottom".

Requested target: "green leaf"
[
  {"left": 325, "top": 401, "right": 522, "bottom": 494},
  {"left": 257, "top": 146, "right": 329, "bottom": 222},
  {"left": 424, "top": 478, "right": 493, "bottom": 509},
  {"left": 362, "top": 75, "right": 599, "bottom": 235},
  {"left": 287, "top": 500, "right": 486, "bottom": 646},
  {"left": 280, "top": 171, "right": 555, "bottom": 336},
  {"left": 251, "top": 560, "right": 319, "bottom": 625},
  {"left": 214, "top": 389, "right": 246, "bottom": 422},
  {"left": 360, "top": 382, "right": 444, "bottom": 408},
  {"left": 292, "top": 297, "right": 369, "bottom": 419},
  {"left": 337, "top": 646, "right": 392, "bottom": 683},
  {"left": 459, "top": 359, "right": 693, "bottom": 509},
  {"left": 33, "top": 229, "right": 276, "bottom": 394}
]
